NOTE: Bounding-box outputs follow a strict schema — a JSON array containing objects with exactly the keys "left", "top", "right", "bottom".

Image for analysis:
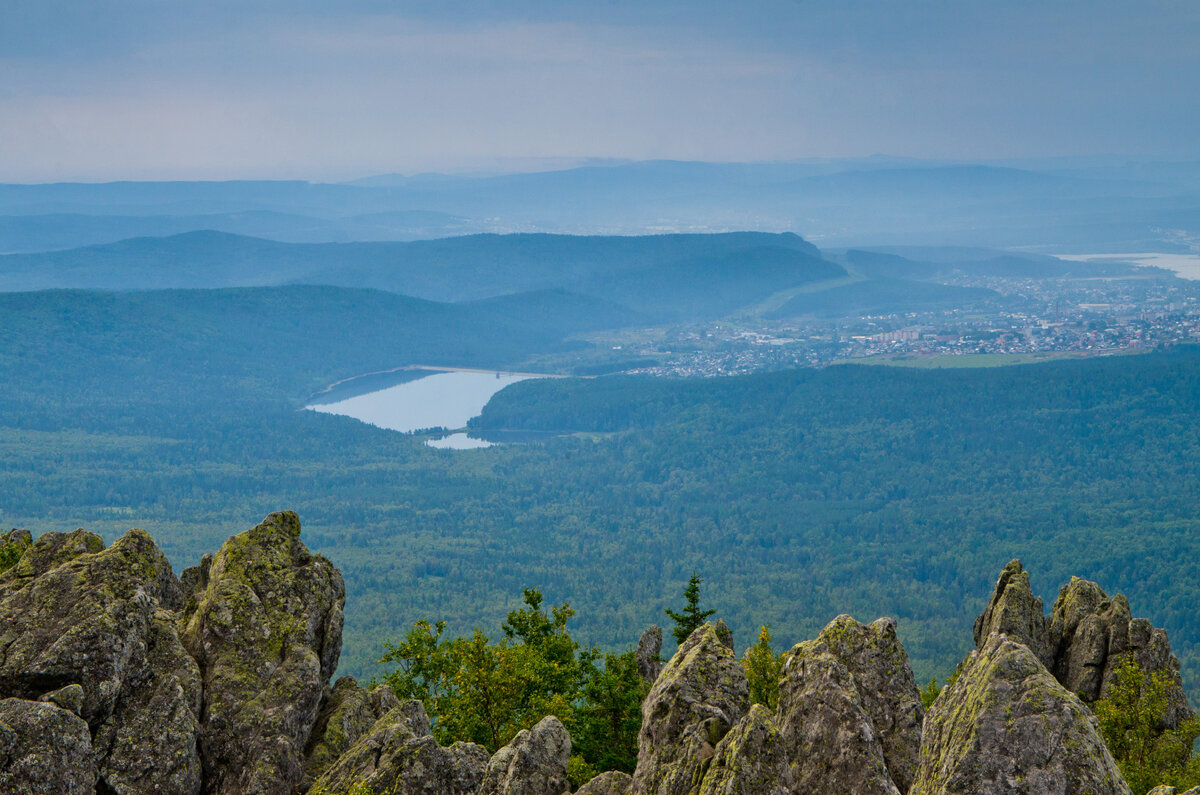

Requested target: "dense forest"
[{"left": 2, "top": 283, "right": 1199, "bottom": 700}]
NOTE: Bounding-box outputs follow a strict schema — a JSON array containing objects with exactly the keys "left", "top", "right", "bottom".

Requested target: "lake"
[{"left": 305, "top": 368, "right": 549, "bottom": 446}]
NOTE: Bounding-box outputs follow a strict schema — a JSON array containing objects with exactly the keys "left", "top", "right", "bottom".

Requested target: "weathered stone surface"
[
  {"left": 974, "top": 559, "right": 1051, "bottom": 667},
  {"left": 576, "top": 770, "right": 634, "bottom": 795},
  {"left": 698, "top": 704, "right": 792, "bottom": 795},
  {"left": 370, "top": 683, "right": 403, "bottom": 720},
  {"left": 479, "top": 714, "right": 571, "bottom": 795},
  {"left": 636, "top": 625, "right": 664, "bottom": 685},
  {"left": 311, "top": 701, "right": 488, "bottom": 795},
  {"left": 633, "top": 623, "right": 749, "bottom": 795},
  {"left": 0, "top": 527, "right": 201, "bottom": 794},
  {"left": 1048, "top": 577, "right": 1193, "bottom": 729},
  {"left": 913, "top": 633, "right": 1131, "bottom": 795},
  {"left": 0, "top": 697, "right": 97, "bottom": 794},
  {"left": 303, "top": 676, "right": 382, "bottom": 789},
  {"left": 798, "top": 614, "right": 923, "bottom": 792},
  {"left": 180, "top": 510, "right": 345, "bottom": 795},
  {"left": 776, "top": 646, "right": 901, "bottom": 795}
]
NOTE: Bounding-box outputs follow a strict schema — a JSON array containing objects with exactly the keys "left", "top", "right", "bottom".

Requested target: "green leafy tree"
[
  {"left": 919, "top": 677, "right": 941, "bottom": 709},
  {"left": 1095, "top": 656, "right": 1200, "bottom": 794},
  {"left": 742, "top": 625, "right": 783, "bottom": 709},
  {"left": 380, "top": 587, "right": 643, "bottom": 777},
  {"left": 664, "top": 572, "right": 716, "bottom": 645}
]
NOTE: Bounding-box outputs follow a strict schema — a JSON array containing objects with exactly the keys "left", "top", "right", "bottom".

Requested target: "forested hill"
[{"left": 0, "top": 230, "right": 841, "bottom": 320}]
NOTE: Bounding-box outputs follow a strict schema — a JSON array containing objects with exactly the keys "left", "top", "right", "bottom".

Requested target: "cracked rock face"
[
  {"left": 180, "top": 510, "right": 345, "bottom": 795},
  {"left": 974, "top": 560, "right": 1052, "bottom": 668},
  {"left": 311, "top": 700, "right": 488, "bottom": 795},
  {"left": 302, "top": 677, "right": 404, "bottom": 790},
  {"left": 632, "top": 623, "right": 750, "bottom": 795},
  {"left": 0, "top": 527, "right": 201, "bottom": 794},
  {"left": 913, "top": 633, "right": 1131, "bottom": 795}
]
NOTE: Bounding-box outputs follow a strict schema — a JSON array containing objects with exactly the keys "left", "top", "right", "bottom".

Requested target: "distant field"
[{"left": 840, "top": 350, "right": 1143, "bottom": 368}]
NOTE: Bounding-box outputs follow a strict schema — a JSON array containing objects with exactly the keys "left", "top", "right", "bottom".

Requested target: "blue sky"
[{"left": 1, "top": 0, "right": 1197, "bottom": 181}]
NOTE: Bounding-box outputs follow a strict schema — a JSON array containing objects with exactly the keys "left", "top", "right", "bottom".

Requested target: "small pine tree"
[{"left": 664, "top": 571, "right": 716, "bottom": 645}]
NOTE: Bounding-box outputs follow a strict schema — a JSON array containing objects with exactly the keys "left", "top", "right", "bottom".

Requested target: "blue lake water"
[{"left": 305, "top": 369, "right": 537, "bottom": 443}]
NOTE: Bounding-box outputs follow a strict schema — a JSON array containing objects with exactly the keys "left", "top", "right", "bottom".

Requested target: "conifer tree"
[{"left": 664, "top": 571, "right": 716, "bottom": 645}]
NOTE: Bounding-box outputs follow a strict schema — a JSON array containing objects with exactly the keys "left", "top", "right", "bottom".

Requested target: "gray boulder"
[
  {"left": 0, "top": 697, "right": 97, "bottom": 794},
  {"left": 311, "top": 701, "right": 488, "bottom": 795},
  {"left": 0, "top": 527, "right": 201, "bottom": 794},
  {"left": 913, "top": 633, "right": 1131, "bottom": 795},
  {"left": 576, "top": 771, "right": 633, "bottom": 794},
  {"left": 180, "top": 511, "right": 345, "bottom": 795},
  {"left": 632, "top": 623, "right": 749, "bottom": 795},
  {"left": 478, "top": 715, "right": 571, "bottom": 795},
  {"left": 698, "top": 704, "right": 792, "bottom": 795},
  {"left": 776, "top": 645, "right": 901, "bottom": 795},
  {"left": 636, "top": 625, "right": 664, "bottom": 685}
]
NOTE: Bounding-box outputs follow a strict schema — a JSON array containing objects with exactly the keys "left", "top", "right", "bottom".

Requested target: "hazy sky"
[{"left": 1, "top": 0, "right": 1197, "bottom": 181}]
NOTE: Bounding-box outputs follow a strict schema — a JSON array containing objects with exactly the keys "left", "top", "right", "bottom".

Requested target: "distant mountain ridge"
[{"left": 0, "top": 230, "right": 843, "bottom": 321}]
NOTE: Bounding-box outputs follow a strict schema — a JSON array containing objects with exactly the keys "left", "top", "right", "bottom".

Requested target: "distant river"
[
  {"left": 306, "top": 368, "right": 548, "bottom": 445},
  {"left": 1058, "top": 252, "right": 1200, "bottom": 280}
]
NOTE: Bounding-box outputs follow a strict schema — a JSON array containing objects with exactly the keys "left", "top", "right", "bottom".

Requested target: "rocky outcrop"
[
  {"left": 632, "top": 623, "right": 750, "bottom": 795},
  {"left": 794, "top": 615, "right": 923, "bottom": 792},
  {"left": 310, "top": 700, "right": 488, "bottom": 795},
  {"left": 776, "top": 645, "right": 901, "bottom": 795},
  {"left": 974, "top": 560, "right": 1052, "bottom": 667},
  {"left": 478, "top": 715, "right": 571, "bottom": 795},
  {"left": 0, "top": 526, "right": 202, "bottom": 793},
  {"left": 975, "top": 561, "right": 1194, "bottom": 731},
  {"left": 577, "top": 770, "right": 634, "bottom": 794},
  {"left": 913, "top": 633, "right": 1131, "bottom": 795},
  {"left": 697, "top": 704, "right": 792, "bottom": 795},
  {"left": 180, "top": 510, "right": 345, "bottom": 795},
  {"left": 636, "top": 625, "right": 664, "bottom": 685},
  {"left": 0, "top": 697, "right": 97, "bottom": 794},
  {"left": 1048, "top": 577, "right": 1192, "bottom": 729}
]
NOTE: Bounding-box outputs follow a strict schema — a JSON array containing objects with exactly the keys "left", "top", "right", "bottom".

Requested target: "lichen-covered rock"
[
  {"left": 311, "top": 701, "right": 488, "bottom": 795},
  {"left": 912, "top": 633, "right": 1131, "bottom": 795},
  {"left": 698, "top": 704, "right": 792, "bottom": 795},
  {"left": 0, "top": 697, "right": 97, "bottom": 794},
  {"left": 632, "top": 623, "right": 749, "bottom": 795},
  {"left": 776, "top": 646, "right": 901, "bottom": 795},
  {"left": 1048, "top": 577, "right": 1192, "bottom": 729},
  {"left": 0, "top": 527, "right": 201, "bottom": 794},
  {"left": 636, "top": 625, "right": 664, "bottom": 685},
  {"left": 180, "top": 510, "right": 345, "bottom": 795},
  {"left": 39, "top": 683, "right": 84, "bottom": 715},
  {"left": 798, "top": 614, "right": 923, "bottom": 792},
  {"left": 479, "top": 715, "right": 571, "bottom": 795},
  {"left": 303, "top": 676, "right": 384, "bottom": 789},
  {"left": 713, "top": 619, "right": 735, "bottom": 654},
  {"left": 577, "top": 770, "right": 634, "bottom": 794},
  {"left": 974, "top": 560, "right": 1051, "bottom": 667}
]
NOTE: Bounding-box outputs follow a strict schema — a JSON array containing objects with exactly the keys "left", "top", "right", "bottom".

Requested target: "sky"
[{"left": 0, "top": 0, "right": 1197, "bottom": 182}]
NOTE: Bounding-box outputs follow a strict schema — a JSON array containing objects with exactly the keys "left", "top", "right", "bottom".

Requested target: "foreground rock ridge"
[{"left": 0, "top": 518, "right": 1189, "bottom": 794}]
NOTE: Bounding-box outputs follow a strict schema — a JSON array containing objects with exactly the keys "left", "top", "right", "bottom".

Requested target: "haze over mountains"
[{"left": 2, "top": 157, "right": 1198, "bottom": 254}]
